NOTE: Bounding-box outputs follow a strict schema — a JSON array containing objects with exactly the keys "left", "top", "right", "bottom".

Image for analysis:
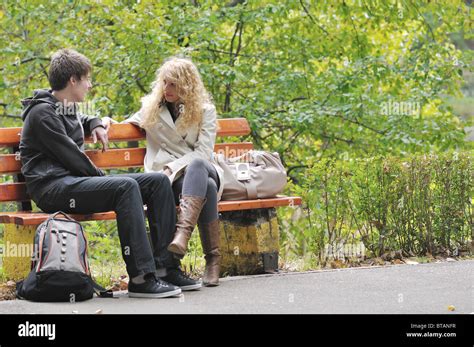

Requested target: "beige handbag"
[{"left": 216, "top": 150, "right": 287, "bottom": 201}]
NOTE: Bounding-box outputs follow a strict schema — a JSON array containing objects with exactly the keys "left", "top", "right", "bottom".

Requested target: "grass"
[
  {"left": 90, "top": 229, "right": 207, "bottom": 289},
  {"left": 0, "top": 267, "right": 6, "bottom": 283}
]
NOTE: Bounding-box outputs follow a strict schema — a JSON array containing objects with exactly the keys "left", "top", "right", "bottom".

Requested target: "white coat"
[{"left": 123, "top": 103, "right": 224, "bottom": 201}]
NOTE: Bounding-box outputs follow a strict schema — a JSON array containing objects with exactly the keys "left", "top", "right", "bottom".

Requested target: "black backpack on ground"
[{"left": 16, "top": 212, "right": 113, "bottom": 302}]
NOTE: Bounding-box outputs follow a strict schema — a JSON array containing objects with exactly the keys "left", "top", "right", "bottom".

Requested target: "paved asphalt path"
[{"left": 0, "top": 260, "right": 472, "bottom": 314}]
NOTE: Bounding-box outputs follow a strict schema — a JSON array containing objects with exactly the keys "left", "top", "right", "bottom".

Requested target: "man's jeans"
[{"left": 35, "top": 173, "right": 178, "bottom": 278}]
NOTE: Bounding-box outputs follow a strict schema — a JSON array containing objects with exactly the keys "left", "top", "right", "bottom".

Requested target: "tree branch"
[
  {"left": 134, "top": 75, "right": 148, "bottom": 94},
  {"left": 299, "top": 0, "right": 329, "bottom": 35},
  {"left": 226, "top": 0, "right": 245, "bottom": 7},
  {"left": 321, "top": 133, "right": 354, "bottom": 144},
  {"left": 224, "top": 18, "right": 244, "bottom": 112},
  {"left": 0, "top": 56, "right": 50, "bottom": 72},
  {"left": 287, "top": 165, "right": 309, "bottom": 176},
  {"left": 38, "top": 63, "right": 49, "bottom": 79}
]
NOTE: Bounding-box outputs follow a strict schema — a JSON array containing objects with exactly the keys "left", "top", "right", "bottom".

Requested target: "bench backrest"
[{"left": 0, "top": 118, "right": 252, "bottom": 209}]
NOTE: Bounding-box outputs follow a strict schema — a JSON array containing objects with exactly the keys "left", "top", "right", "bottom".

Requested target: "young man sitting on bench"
[{"left": 19, "top": 49, "right": 202, "bottom": 298}]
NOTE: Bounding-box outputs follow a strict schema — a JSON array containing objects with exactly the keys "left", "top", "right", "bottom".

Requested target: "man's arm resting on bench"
[{"left": 34, "top": 114, "right": 105, "bottom": 176}]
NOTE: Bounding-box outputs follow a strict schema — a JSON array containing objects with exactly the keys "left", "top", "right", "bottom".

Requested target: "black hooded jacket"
[{"left": 19, "top": 89, "right": 105, "bottom": 202}]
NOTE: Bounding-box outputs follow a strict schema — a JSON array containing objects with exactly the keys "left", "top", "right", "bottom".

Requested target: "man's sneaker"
[
  {"left": 128, "top": 274, "right": 182, "bottom": 298},
  {"left": 161, "top": 268, "right": 202, "bottom": 291}
]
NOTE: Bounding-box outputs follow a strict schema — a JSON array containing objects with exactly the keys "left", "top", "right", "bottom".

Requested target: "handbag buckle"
[{"left": 236, "top": 162, "right": 251, "bottom": 181}]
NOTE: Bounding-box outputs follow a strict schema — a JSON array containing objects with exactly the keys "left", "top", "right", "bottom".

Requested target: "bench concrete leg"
[
  {"left": 219, "top": 208, "right": 279, "bottom": 276},
  {"left": 3, "top": 224, "right": 35, "bottom": 281}
]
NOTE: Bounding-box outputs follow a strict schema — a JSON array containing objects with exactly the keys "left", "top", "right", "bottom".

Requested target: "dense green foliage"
[
  {"left": 1, "top": 1, "right": 472, "bottom": 164},
  {"left": 279, "top": 151, "right": 472, "bottom": 266}
]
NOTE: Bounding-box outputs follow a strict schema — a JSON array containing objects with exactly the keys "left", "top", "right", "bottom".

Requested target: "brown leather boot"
[
  {"left": 167, "top": 195, "right": 206, "bottom": 257},
  {"left": 198, "top": 219, "right": 221, "bottom": 286}
]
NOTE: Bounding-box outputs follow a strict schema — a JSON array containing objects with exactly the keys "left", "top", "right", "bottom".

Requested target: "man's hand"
[
  {"left": 91, "top": 126, "right": 109, "bottom": 152},
  {"left": 101, "top": 116, "right": 118, "bottom": 132}
]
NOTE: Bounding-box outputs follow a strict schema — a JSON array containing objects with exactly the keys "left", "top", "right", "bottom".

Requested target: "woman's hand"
[
  {"left": 101, "top": 116, "right": 118, "bottom": 132},
  {"left": 163, "top": 168, "right": 173, "bottom": 177}
]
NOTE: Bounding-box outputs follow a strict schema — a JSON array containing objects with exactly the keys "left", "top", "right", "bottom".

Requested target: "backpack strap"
[
  {"left": 49, "top": 211, "right": 76, "bottom": 222},
  {"left": 88, "top": 277, "right": 116, "bottom": 299}
]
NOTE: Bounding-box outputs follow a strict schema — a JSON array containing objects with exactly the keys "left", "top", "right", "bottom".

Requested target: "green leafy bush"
[{"left": 279, "top": 151, "right": 473, "bottom": 265}]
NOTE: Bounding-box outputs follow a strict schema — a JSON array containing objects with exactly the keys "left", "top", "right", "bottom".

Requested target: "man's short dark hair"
[{"left": 48, "top": 49, "right": 91, "bottom": 91}]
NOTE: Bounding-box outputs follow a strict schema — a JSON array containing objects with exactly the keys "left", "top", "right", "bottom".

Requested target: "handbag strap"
[{"left": 243, "top": 180, "right": 258, "bottom": 200}]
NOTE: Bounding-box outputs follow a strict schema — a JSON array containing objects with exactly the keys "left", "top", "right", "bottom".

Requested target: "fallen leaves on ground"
[
  {"left": 329, "top": 259, "right": 347, "bottom": 269},
  {"left": 108, "top": 275, "right": 129, "bottom": 291},
  {"left": 0, "top": 281, "right": 16, "bottom": 301}
]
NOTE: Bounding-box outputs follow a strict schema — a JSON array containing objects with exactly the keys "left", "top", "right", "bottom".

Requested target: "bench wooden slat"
[
  {"left": 0, "top": 149, "right": 145, "bottom": 175},
  {"left": 0, "top": 143, "right": 254, "bottom": 174},
  {"left": 218, "top": 196, "right": 302, "bottom": 212},
  {"left": 0, "top": 128, "right": 22, "bottom": 147},
  {"left": 0, "top": 196, "right": 302, "bottom": 225},
  {"left": 215, "top": 118, "right": 251, "bottom": 137},
  {"left": 0, "top": 118, "right": 251, "bottom": 147},
  {"left": 0, "top": 182, "right": 28, "bottom": 202}
]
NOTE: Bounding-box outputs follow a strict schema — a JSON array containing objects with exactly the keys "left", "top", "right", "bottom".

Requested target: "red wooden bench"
[{"left": 0, "top": 118, "right": 301, "bottom": 280}]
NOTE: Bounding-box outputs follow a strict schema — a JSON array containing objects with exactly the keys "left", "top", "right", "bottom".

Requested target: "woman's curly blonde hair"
[{"left": 140, "top": 57, "right": 212, "bottom": 131}]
